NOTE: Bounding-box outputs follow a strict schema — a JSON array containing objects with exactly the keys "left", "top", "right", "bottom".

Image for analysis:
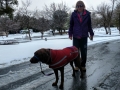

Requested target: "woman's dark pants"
[{"left": 73, "top": 37, "right": 87, "bottom": 67}]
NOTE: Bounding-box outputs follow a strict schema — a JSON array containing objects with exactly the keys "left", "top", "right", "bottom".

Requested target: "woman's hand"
[
  {"left": 69, "top": 37, "right": 72, "bottom": 40},
  {"left": 89, "top": 36, "right": 93, "bottom": 41}
]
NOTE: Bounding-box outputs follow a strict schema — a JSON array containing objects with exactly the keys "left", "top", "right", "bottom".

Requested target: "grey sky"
[{"left": 18, "top": 0, "right": 111, "bottom": 11}]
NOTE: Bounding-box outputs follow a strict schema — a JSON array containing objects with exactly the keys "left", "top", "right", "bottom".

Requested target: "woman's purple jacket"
[{"left": 69, "top": 10, "right": 94, "bottom": 38}]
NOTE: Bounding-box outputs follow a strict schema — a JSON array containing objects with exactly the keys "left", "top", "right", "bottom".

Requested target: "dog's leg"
[
  {"left": 70, "top": 61, "right": 75, "bottom": 77},
  {"left": 59, "top": 67, "right": 64, "bottom": 89},
  {"left": 52, "top": 69, "right": 59, "bottom": 86},
  {"left": 78, "top": 63, "right": 83, "bottom": 78}
]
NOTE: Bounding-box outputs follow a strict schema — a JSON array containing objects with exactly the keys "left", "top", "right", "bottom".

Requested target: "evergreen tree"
[{"left": 0, "top": 0, "right": 18, "bottom": 18}]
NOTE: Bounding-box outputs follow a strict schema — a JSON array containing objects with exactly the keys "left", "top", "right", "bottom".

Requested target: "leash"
[
  {"left": 34, "top": 55, "right": 54, "bottom": 76},
  {"left": 39, "top": 62, "right": 54, "bottom": 76}
]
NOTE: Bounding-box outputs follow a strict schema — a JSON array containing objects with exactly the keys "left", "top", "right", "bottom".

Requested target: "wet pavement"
[
  {"left": 33, "top": 40, "right": 120, "bottom": 90},
  {"left": 0, "top": 62, "right": 30, "bottom": 75},
  {"left": 0, "top": 40, "right": 120, "bottom": 90}
]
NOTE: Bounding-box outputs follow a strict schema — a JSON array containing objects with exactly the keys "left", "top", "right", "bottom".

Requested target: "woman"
[{"left": 68, "top": 0, "right": 94, "bottom": 71}]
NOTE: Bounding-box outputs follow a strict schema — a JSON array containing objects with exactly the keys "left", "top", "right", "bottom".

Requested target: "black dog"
[{"left": 30, "top": 46, "right": 83, "bottom": 89}]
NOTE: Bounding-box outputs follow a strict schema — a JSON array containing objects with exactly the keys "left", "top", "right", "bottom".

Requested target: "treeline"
[
  {"left": 0, "top": 0, "right": 70, "bottom": 40},
  {"left": 91, "top": 0, "right": 120, "bottom": 35},
  {"left": 0, "top": 0, "right": 120, "bottom": 40}
]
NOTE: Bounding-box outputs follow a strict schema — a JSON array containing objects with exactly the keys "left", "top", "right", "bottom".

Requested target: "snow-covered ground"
[
  {"left": 0, "top": 27, "right": 120, "bottom": 90},
  {"left": 0, "top": 27, "right": 120, "bottom": 69}
]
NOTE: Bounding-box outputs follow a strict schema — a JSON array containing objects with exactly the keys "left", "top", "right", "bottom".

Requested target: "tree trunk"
[
  {"left": 52, "top": 30, "right": 55, "bottom": 36},
  {"left": 58, "top": 30, "right": 60, "bottom": 33},
  {"left": 117, "top": 27, "right": 120, "bottom": 34},
  {"left": 5, "top": 31, "right": 8, "bottom": 37},
  {"left": 41, "top": 32, "right": 44, "bottom": 39},
  {"left": 104, "top": 26, "right": 108, "bottom": 34},
  {"left": 103, "top": 22, "right": 108, "bottom": 34},
  {"left": 60, "top": 30, "right": 62, "bottom": 35},
  {"left": 28, "top": 33, "right": 31, "bottom": 40},
  {"left": 108, "top": 25, "right": 111, "bottom": 35},
  {"left": 28, "top": 29, "right": 32, "bottom": 40}
]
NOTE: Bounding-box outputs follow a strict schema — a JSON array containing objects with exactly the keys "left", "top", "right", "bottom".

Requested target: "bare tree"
[
  {"left": 43, "top": 2, "right": 70, "bottom": 35},
  {"left": 33, "top": 17, "right": 49, "bottom": 38},
  {"left": 0, "top": 17, "right": 19, "bottom": 37},
  {"left": 96, "top": 0, "right": 117, "bottom": 35},
  {"left": 30, "top": 9, "right": 50, "bottom": 38},
  {"left": 114, "top": 1, "right": 120, "bottom": 34},
  {"left": 97, "top": 3, "right": 109, "bottom": 34},
  {"left": 8, "top": 19, "right": 20, "bottom": 34},
  {"left": 107, "top": 0, "right": 117, "bottom": 35},
  {"left": 91, "top": 12, "right": 101, "bottom": 28},
  {"left": 43, "top": 3, "right": 57, "bottom": 20},
  {"left": 53, "top": 10, "right": 68, "bottom": 35},
  {"left": 17, "top": 0, "right": 34, "bottom": 40}
]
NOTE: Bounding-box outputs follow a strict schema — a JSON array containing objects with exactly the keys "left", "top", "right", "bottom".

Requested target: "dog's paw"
[
  {"left": 52, "top": 82, "right": 57, "bottom": 86},
  {"left": 59, "top": 84, "right": 63, "bottom": 89}
]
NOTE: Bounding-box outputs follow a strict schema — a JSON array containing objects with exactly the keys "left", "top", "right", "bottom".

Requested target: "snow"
[
  {"left": 0, "top": 27, "right": 120, "bottom": 69},
  {"left": 0, "top": 27, "right": 120, "bottom": 89}
]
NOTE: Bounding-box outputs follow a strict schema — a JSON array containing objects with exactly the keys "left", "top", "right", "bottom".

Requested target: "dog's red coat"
[{"left": 49, "top": 46, "right": 78, "bottom": 69}]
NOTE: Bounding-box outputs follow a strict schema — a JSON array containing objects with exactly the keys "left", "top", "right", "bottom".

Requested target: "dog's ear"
[{"left": 35, "top": 48, "right": 50, "bottom": 63}]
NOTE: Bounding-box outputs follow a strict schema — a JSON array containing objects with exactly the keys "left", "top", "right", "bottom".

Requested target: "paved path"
[
  {"left": 0, "top": 40, "right": 120, "bottom": 90},
  {"left": 33, "top": 40, "right": 120, "bottom": 90}
]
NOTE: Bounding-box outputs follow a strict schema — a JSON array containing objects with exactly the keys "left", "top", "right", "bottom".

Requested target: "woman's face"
[{"left": 76, "top": 4, "right": 84, "bottom": 12}]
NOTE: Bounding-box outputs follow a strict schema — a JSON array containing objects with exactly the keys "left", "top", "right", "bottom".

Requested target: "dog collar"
[
  {"left": 34, "top": 55, "right": 54, "bottom": 76},
  {"left": 34, "top": 55, "right": 40, "bottom": 61}
]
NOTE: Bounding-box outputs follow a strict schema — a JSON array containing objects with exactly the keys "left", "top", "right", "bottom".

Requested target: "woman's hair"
[{"left": 75, "top": 0, "right": 86, "bottom": 10}]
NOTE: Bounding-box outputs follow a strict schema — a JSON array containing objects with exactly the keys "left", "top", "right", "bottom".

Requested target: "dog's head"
[{"left": 30, "top": 48, "right": 50, "bottom": 64}]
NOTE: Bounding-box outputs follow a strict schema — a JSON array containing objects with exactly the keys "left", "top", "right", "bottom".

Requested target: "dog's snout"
[
  {"left": 30, "top": 57, "right": 33, "bottom": 63},
  {"left": 30, "top": 57, "right": 38, "bottom": 63}
]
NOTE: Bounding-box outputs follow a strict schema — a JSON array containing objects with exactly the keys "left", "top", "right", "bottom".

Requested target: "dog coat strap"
[{"left": 50, "top": 56, "right": 67, "bottom": 67}]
